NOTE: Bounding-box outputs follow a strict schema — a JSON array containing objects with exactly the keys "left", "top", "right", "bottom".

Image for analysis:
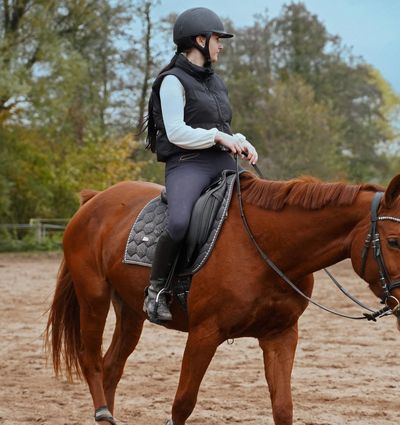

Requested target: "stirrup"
[
  {"left": 143, "top": 287, "right": 172, "bottom": 323},
  {"left": 95, "top": 406, "right": 117, "bottom": 425},
  {"left": 152, "top": 288, "right": 172, "bottom": 322},
  {"left": 153, "top": 288, "right": 172, "bottom": 321}
]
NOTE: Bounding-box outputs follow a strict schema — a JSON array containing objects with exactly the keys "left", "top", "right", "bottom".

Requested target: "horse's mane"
[{"left": 240, "top": 172, "right": 384, "bottom": 211}]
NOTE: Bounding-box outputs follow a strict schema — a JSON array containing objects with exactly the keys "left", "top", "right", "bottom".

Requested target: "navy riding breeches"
[{"left": 165, "top": 150, "right": 236, "bottom": 242}]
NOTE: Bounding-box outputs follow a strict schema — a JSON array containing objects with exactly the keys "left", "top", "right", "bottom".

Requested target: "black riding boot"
[{"left": 143, "top": 230, "right": 181, "bottom": 322}]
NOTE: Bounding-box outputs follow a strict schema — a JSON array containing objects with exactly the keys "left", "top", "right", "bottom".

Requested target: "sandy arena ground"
[{"left": 0, "top": 252, "right": 399, "bottom": 425}]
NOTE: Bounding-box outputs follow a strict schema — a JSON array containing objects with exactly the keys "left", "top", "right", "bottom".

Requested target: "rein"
[{"left": 237, "top": 157, "right": 399, "bottom": 322}]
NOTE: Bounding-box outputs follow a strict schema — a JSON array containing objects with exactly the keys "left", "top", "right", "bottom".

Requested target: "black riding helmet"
[{"left": 173, "top": 7, "right": 234, "bottom": 62}]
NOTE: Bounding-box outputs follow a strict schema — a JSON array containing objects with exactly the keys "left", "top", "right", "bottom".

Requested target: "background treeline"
[{"left": 1, "top": 0, "right": 399, "bottom": 226}]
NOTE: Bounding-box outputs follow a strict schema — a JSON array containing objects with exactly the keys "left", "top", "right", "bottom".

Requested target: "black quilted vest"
[{"left": 151, "top": 54, "right": 233, "bottom": 162}]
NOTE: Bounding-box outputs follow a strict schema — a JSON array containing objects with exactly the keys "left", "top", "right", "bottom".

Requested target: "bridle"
[
  {"left": 236, "top": 158, "right": 400, "bottom": 322},
  {"left": 360, "top": 191, "right": 400, "bottom": 314}
]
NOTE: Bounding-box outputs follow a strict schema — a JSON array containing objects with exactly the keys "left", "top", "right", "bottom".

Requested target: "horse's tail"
[
  {"left": 45, "top": 258, "right": 82, "bottom": 382},
  {"left": 45, "top": 190, "right": 100, "bottom": 381},
  {"left": 45, "top": 189, "right": 101, "bottom": 380}
]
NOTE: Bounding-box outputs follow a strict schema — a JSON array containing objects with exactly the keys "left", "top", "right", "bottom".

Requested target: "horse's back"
[
  {"left": 79, "top": 180, "right": 162, "bottom": 208},
  {"left": 63, "top": 180, "right": 163, "bottom": 259}
]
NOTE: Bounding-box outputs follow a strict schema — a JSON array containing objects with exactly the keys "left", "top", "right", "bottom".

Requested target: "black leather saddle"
[{"left": 161, "top": 169, "right": 236, "bottom": 265}]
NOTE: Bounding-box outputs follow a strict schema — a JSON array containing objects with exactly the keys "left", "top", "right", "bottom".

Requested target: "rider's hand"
[
  {"left": 215, "top": 131, "right": 258, "bottom": 165},
  {"left": 234, "top": 133, "right": 258, "bottom": 165},
  {"left": 215, "top": 131, "right": 242, "bottom": 154}
]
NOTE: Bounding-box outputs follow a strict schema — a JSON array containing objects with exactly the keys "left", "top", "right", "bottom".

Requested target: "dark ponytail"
[{"left": 138, "top": 52, "right": 182, "bottom": 152}]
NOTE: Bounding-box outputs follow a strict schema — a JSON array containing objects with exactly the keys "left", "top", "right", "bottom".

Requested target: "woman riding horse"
[
  {"left": 45, "top": 8, "right": 400, "bottom": 425},
  {"left": 141, "top": 7, "right": 258, "bottom": 323}
]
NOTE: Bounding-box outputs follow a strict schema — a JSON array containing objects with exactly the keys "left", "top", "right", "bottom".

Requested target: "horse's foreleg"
[
  {"left": 258, "top": 324, "right": 298, "bottom": 425},
  {"left": 170, "top": 327, "right": 222, "bottom": 425},
  {"left": 103, "top": 297, "right": 145, "bottom": 413}
]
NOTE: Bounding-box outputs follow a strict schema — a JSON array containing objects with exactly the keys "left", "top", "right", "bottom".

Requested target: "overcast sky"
[{"left": 153, "top": 0, "right": 400, "bottom": 93}]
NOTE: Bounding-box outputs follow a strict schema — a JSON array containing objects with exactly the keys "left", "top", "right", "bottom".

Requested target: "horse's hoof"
[
  {"left": 94, "top": 406, "right": 117, "bottom": 425},
  {"left": 165, "top": 420, "right": 175, "bottom": 425}
]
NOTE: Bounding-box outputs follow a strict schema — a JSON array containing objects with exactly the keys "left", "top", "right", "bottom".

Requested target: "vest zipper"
[{"left": 203, "top": 82, "right": 224, "bottom": 125}]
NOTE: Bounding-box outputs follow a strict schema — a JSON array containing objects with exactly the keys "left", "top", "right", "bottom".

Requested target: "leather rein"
[{"left": 236, "top": 157, "right": 400, "bottom": 321}]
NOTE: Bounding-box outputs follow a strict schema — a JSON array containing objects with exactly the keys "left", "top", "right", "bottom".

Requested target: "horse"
[{"left": 45, "top": 171, "right": 400, "bottom": 425}]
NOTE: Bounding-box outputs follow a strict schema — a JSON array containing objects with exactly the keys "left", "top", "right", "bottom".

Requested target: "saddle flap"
[{"left": 185, "top": 170, "right": 235, "bottom": 262}]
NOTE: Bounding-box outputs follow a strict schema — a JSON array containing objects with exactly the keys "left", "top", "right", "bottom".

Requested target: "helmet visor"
[{"left": 212, "top": 30, "right": 234, "bottom": 38}]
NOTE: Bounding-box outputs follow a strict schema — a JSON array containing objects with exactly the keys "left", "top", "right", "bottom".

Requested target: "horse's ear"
[{"left": 383, "top": 174, "right": 400, "bottom": 208}]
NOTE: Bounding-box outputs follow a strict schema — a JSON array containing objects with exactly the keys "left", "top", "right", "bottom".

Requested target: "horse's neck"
[{"left": 254, "top": 191, "right": 372, "bottom": 278}]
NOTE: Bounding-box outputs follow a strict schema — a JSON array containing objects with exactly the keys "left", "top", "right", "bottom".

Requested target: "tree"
[
  {"left": 1, "top": 0, "right": 399, "bottom": 230},
  {"left": 257, "top": 77, "right": 344, "bottom": 180},
  {"left": 268, "top": 3, "right": 396, "bottom": 181},
  {"left": 0, "top": 0, "right": 47, "bottom": 114},
  {"left": 218, "top": 14, "right": 272, "bottom": 148},
  {"left": 136, "top": 1, "right": 153, "bottom": 130},
  {"left": 0, "top": 0, "right": 152, "bottom": 223},
  {"left": 218, "top": 3, "right": 399, "bottom": 182}
]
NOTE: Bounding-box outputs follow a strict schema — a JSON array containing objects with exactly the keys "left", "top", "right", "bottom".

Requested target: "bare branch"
[
  {"left": 9, "top": 0, "right": 30, "bottom": 32},
  {"left": 3, "top": 0, "right": 10, "bottom": 31},
  {"left": 137, "top": 1, "right": 153, "bottom": 130}
]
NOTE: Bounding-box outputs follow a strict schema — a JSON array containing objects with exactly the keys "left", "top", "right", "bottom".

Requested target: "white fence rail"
[{"left": 0, "top": 218, "right": 68, "bottom": 244}]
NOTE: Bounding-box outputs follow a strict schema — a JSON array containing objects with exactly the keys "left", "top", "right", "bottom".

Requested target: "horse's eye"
[{"left": 388, "top": 238, "right": 400, "bottom": 249}]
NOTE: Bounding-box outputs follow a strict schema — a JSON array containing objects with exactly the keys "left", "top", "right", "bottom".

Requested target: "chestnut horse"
[{"left": 46, "top": 171, "right": 400, "bottom": 425}]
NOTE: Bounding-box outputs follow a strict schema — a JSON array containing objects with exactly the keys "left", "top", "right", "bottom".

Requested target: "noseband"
[{"left": 360, "top": 192, "right": 400, "bottom": 315}]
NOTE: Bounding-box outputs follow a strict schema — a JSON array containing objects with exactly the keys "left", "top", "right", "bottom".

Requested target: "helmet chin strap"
[{"left": 194, "top": 33, "right": 212, "bottom": 65}]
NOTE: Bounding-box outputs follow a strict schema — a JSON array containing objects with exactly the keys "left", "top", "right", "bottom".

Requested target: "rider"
[{"left": 142, "top": 7, "right": 258, "bottom": 322}]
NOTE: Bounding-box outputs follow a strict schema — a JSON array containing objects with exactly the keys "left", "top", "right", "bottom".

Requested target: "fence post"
[
  {"left": 36, "top": 220, "right": 43, "bottom": 244},
  {"left": 30, "top": 219, "right": 43, "bottom": 244}
]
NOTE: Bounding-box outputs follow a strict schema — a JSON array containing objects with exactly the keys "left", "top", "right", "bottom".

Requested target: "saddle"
[
  {"left": 161, "top": 170, "right": 235, "bottom": 264},
  {"left": 123, "top": 170, "right": 237, "bottom": 308}
]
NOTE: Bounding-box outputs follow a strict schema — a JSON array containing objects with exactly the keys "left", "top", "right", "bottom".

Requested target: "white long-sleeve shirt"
[{"left": 159, "top": 75, "right": 219, "bottom": 149}]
